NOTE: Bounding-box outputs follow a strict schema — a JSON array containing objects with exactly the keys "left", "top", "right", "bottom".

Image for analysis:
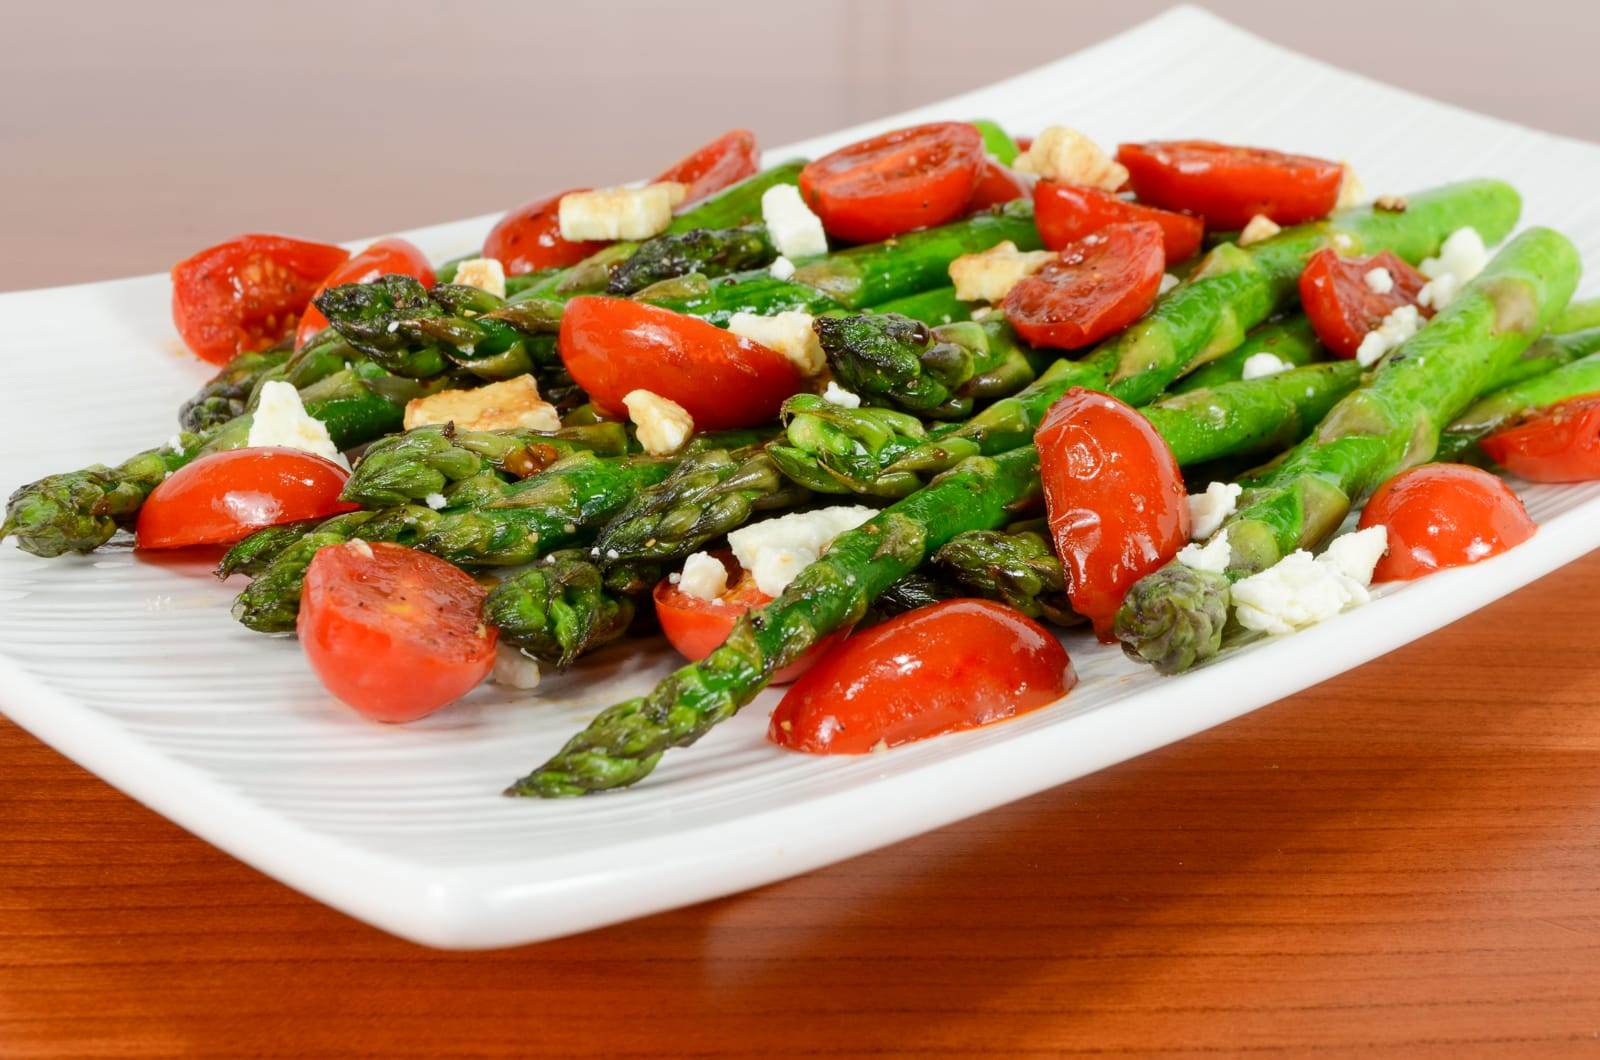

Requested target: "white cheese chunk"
[
  {"left": 1176, "top": 530, "right": 1231, "bottom": 574},
  {"left": 822, "top": 381, "right": 862, "bottom": 408},
  {"left": 1187, "top": 482, "right": 1242, "bottom": 541},
  {"left": 1421, "top": 227, "right": 1488, "bottom": 284},
  {"left": 622, "top": 389, "right": 694, "bottom": 455},
  {"left": 1363, "top": 266, "right": 1394, "bottom": 295},
  {"left": 1417, "top": 272, "right": 1462, "bottom": 311},
  {"left": 1335, "top": 164, "right": 1366, "bottom": 208},
  {"left": 1354, "top": 303, "right": 1422, "bottom": 367},
  {"left": 403, "top": 375, "right": 561, "bottom": 432},
  {"left": 768, "top": 255, "right": 796, "bottom": 281},
  {"left": 1321, "top": 525, "right": 1389, "bottom": 584},
  {"left": 1011, "top": 126, "right": 1127, "bottom": 191},
  {"left": 1231, "top": 526, "right": 1387, "bottom": 636},
  {"left": 948, "top": 240, "right": 1055, "bottom": 302},
  {"left": 727, "top": 505, "right": 876, "bottom": 597},
  {"left": 1159, "top": 272, "right": 1180, "bottom": 295},
  {"left": 727, "top": 310, "right": 825, "bottom": 376},
  {"left": 452, "top": 257, "right": 506, "bottom": 298},
  {"left": 558, "top": 183, "right": 686, "bottom": 241},
  {"left": 677, "top": 551, "right": 729, "bottom": 603},
  {"left": 1241, "top": 352, "right": 1292, "bottom": 380},
  {"left": 1238, "top": 214, "right": 1282, "bottom": 246},
  {"left": 491, "top": 644, "right": 542, "bottom": 690},
  {"left": 761, "top": 184, "right": 828, "bottom": 258},
  {"left": 247, "top": 381, "right": 346, "bottom": 466},
  {"left": 424, "top": 492, "right": 448, "bottom": 511}
]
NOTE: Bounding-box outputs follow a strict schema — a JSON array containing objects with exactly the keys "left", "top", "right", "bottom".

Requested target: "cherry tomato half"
[
  {"left": 1033, "top": 181, "right": 1203, "bottom": 265},
  {"left": 1036, "top": 387, "right": 1189, "bottom": 638},
  {"left": 298, "top": 541, "right": 496, "bottom": 723},
  {"left": 1299, "top": 248, "right": 1430, "bottom": 360},
  {"left": 1480, "top": 395, "right": 1600, "bottom": 482},
  {"left": 653, "top": 553, "right": 838, "bottom": 684},
  {"left": 558, "top": 296, "right": 804, "bottom": 429},
  {"left": 171, "top": 235, "right": 350, "bottom": 364},
  {"left": 653, "top": 129, "right": 760, "bottom": 206},
  {"left": 1116, "top": 140, "right": 1343, "bottom": 230},
  {"left": 769, "top": 599, "right": 1073, "bottom": 754},
  {"left": 294, "top": 238, "right": 436, "bottom": 350},
  {"left": 483, "top": 188, "right": 609, "bottom": 277},
  {"left": 965, "top": 160, "right": 1028, "bottom": 212},
  {"left": 799, "top": 122, "right": 985, "bottom": 243},
  {"left": 1359, "top": 464, "right": 1535, "bottom": 582},
  {"left": 135, "top": 447, "right": 356, "bottom": 550},
  {"left": 1003, "top": 221, "right": 1165, "bottom": 350}
]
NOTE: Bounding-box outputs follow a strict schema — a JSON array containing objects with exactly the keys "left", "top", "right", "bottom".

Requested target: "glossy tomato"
[
  {"left": 298, "top": 541, "right": 496, "bottom": 723},
  {"left": 1299, "top": 248, "right": 1430, "bottom": 359},
  {"left": 135, "top": 447, "right": 356, "bottom": 550},
  {"left": 1003, "top": 221, "right": 1165, "bottom": 350},
  {"left": 1116, "top": 140, "right": 1343, "bottom": 230},
  {"left": 965, "top": 160, "right": 1028, "bottom": 212},
  {"left": 653, "top": 129, "right": 759, "bottom": 205},
  {"left": 768, "top": 599, "right": 1073, "bottom": 754},
  {"left": 1036, "top": 388, "right": 1189, "bottom": 638},
  {"left": 558, "top": 296, "right": 804, "bottom": 429},
  {"left": 1033, "top": 181, "right": 1203, "bottom": 265},
  {"left": 482, "top": 188, "right": 608, "bottom": 277},
  {"left": 294, "top": 238, "right": 435, "bottom": 350},
  {"left": 653, "top": 553, "right": 837, "bottom": 684},
  {"left": 171, "top": 234, "right": 350, "bottom": 364},
  {"left": 1359, "top": 464, "right": 1535, "bottom": 582},
  {"left": 799, "top": 122, "right": 985, "bottom": 243},
  {"left": 1480, "top": 395, "right": 1600, "bottom": 482}
]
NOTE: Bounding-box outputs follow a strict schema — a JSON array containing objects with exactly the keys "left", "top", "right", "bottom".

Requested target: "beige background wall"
[{"left": 4, "top": 0, "right": 1595, "bottom": 290}]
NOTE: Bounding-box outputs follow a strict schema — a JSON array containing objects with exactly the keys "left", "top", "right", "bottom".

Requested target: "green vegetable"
[
  {"left": 865, "top": 286, "right": 972, "bottom": 325},
  {"left": 933, "top": 527, "right": 1077, "bottom": 625},
  {"left": 178, "top": 341, "right": 294, "bottom": 432},
  {"left": 969, "top": 119, "right": 1020, "bottom": 166},
  {"left": 606, "top": 225, "right": 776, "bottom": 296},
  {"left": 1551, "top": 296, "right": 1600, "bottom": 335},
  {"left": 1438, "top": 331, "right": 1600, "bottom": 461},
  {"left": 1171, "top": 315, "right": 1323, "bottom": 393},
  {"left": 484, "top": 550, "right": 646, "bottom": 667}
]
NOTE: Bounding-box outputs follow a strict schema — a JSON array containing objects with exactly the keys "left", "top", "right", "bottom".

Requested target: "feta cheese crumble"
[
  {"left": 622, "top": 389, "right": 694, "bottom": 455},
  {"left": 1187, "top": 482, "right": 1242, "bottom": 540},
  {"left": 247, "top": 381, "right": 346, "bottom": 466},
  {"left": 1241, "top": 352, "right": 1292, "bottom": 380},
  {"left": 1176, "top": 530, "right": 1231, "bottom": 574},
  {"left": 727, "top": 505, "right": 876, "bottom": 596},
  {"left": 761, "top": 184, "right": 829, "bottom": 259},
  {"left": 1230, "top": 526, "right": 1388, "bottom": 635},
  {"left": 491, "top": 644, "right": 542, "bottom": 690},
  {"left": 1011, "top": 126, "right": 1128, "bottom": 191},
  {"left": 1363, "top": 266, "right": 1394, "bottom": 295},
  {"left": 768, "top": 255, "right": 796, "bottom": 281},
  {"left": 1238, "top": 214, "right": 1282, "bottom": 246},
  {"left": 821, "top": 380, "right": 862, "bottom": 408},
  {"left": 948, "top": 240, "right": 1055, "bottom": 302},
  {"left": 558, "top": 183, "right": 686, "bottom": 241},
  {"left": 1417, "top": 226, "right": 1489, "bottom": 311},
  {"left": 403, "top": 374, "right": 561, "bottom": 432},
  {"left": 676, "top": 551, "right": 729, "bottom": 603},
  {"left": 452, "top": 257, "right": 506, "bottom": 298},
  {"left": 727, "top": 310, "right": 825, "bottom": 376},
  {"left": 1158, "top": 272, "right": 1180, "bottom": 295},
  {"left": 1354, "top": 304, "right": 1422, "bottom": 367},
  {"left": 424, "top": 492, "right": 448, "bottom": 511}
]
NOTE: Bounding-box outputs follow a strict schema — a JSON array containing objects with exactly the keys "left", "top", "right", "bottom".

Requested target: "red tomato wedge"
[
  {"left": 1299, "top": 248, "right": 1430, "bottom": 359},
  {"left": 768, "top": 599, "right": 1073, "bottom": 754},
  {"left": 483, "top": 188, "right": 608, "bottom": 277},
  {"left": 135, "top": 448, "right": 356, "bottom": 550},
  {"left": 558, "top": 296, "right": 804, "bottom": 429},
  {"left": 653, "top": 129, "right": 760, "bottom": 206},
  {"left": 1036, "top": 388, "right": 1189, "bottom": 639},
  {"left": 966, "top": 160, "right": 1028, "bottom": 212},
  {"left": 1033, "top": 181, "right": 1203, "bottom": 265},
  {"left": 1116, "top": 140, "right": 1343, "bottom": 230},
  {"left": 298, "top": 541, "right": 496, "bottom": 723},
  {"left": 294, "top": 238, "right": 436, "bottom": 350},
  {"left": 653, "top": 553, "right": 838, "bottom": 684},
  {"left": 1359, "top": 464, "right": 1535, "bottom": 582},
  {"left": 799, "top": 122, "right": 985, "bottom": 243},
  {"left": 171, "top": 235, "right": 350, "bottom": 364},
  {"left": 1481, "top": 395, "right": 1600, "bottom": 482},
  {"left": 1003, "top": 221, "right": 1165, "bottom": 350}
]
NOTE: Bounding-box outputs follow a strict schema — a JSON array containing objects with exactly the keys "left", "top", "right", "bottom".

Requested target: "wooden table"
[{"left": 5, "top": 2, "right": 1600, "bottom": 1054}]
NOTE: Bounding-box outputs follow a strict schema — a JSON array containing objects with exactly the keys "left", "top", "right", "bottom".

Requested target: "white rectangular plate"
[{"left": 3, "top": 7, "right": 1598, "bottom": 949}]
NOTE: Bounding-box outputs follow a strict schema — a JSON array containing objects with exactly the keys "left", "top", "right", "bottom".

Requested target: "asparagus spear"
[
  {"left": 1171, "top": 315, "right": 1323, "bottom": 393},
  {"left": 217, "top": 510, "right": 378, "bottom": 580},
  {"left": 178, "top": 341, "right": 294, "bottom": 432},
  {"left": 1437, "top": 333, "right": 1600, "bottom": 461},
  {"left": 1116, "top": 226, "right": 1581, "bottom": 674},
  {"left": 865, "top": 286, "right": 972, "bottom": 325},
  {"left": 605, "top": 225, "right": 776, "bottom": 296},
  {"left": 1551, "top": 296, "right": 1600, "bottom": 334},
  {"left": 484, "top": 550, "right": 648, "bottom": 667},
  {"left": 932, "top": 527, "right": 1077, "bottom": 625}
]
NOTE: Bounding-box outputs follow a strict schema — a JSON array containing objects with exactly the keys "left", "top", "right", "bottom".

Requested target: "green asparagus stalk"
[
  {"left": 932, "top": 527, "right": 1077, "bottom": 626},
  {"left": 969, "top": 119, "right": 1020, "bottom": 166},
  {"left": 605, "top": 225, "right": 776, "bottom": 296},
  {"left": 178, "top": 341, "right": 295, "bottom": 432},
  {"left": 865, "top": 286, "right": 972, "bottom": 325},
  {"left": 483, "top": 550, "right": 646, "bottom": 667},
  {"left": 1438, "top": 333, "right": 1600, "bottom": 461},
  {"left": 869, "top": 570, "right": 961, "bottom": 619},
  {"left": 1171, "top": 315, "right": 1323, "bottom": 393},
  {"left": 1551, "top": 295, "right": 1600, "bottom": 335},
  {"left": 1115, "top": 226, "right": 1581, "bottom": 674},
  {"left": 767, "top": 393, "right": 935, "bottom": 498},
  {"left": 217, "top": 510, "right": 379, "bottom": 580}
]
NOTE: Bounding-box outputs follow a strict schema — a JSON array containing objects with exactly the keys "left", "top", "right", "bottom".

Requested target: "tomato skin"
[
  {"left": 1003, "top": 221, "right": 1165, "bottom": 350},
  {"left": 1359, "top": 464, "right": 1535, "bottom": 582},
  {"left": 483, "top": 188, "right": 608, "bottom": 278},
  {"left": 799, "top": 122, "right": 985, "bottom": 243},
  {"left": 294, "top": 238, "right": 436, "bottom": 350},
  {"left": 1299, "top": 248, "right": 1430, "bottom": 359},
  {"left": 1033, "top": 181, "right": 1203, "bottom": 265},
  {"left": 966, "top": 161, "right": 1028, "bottom": 212},
  {"left": 1480, "top": 395, "right": 1600, "bottom": 483},
  {"left": 653, "top": 129, "right": 760, "bottom": 206},
  {"left": 768, "top": 599, "right": 1073, "bottom": 754},
  {"left": 558, "top": 296, "right": 804, "bottom": 429},
  {"left": 298, "top": 541, "right": 496, "bottom": 723},
  {"left": 1116, "top": 140, "right": 1343, "bottom": 230},
  {"left": 171, "top": 235, "right": 350, "bottom": 364},
  {"left": 135, "top": 448, "right": 357, "bottom": 550},
  {"left": 1036, "top": 388, "right": 1189, "bottom": 638}
]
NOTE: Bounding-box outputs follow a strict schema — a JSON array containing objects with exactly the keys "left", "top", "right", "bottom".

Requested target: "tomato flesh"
[
  {"left": 769, "top": 599, "right": 1073, "bottom": 754},
  {"left": 653, "top": 129, "right": 760, "bottom": 206},
  {"left": 1116, "top": 140, "right": 1343, "bottom": 230},
  {"left": 1036, "top": 388, "right": 1189, "bottom": 638},
  {"left": 135, "top": 448, "right": 356, "bottom": 550},
  {"left": 965, "top": 161, "right": 1028, "bottom": 212},
  {"left": 298, "top": 541, "right": 496, "bottom": 723},
  {"left": 1480, "top": 395, "right": 1600, "bottom": 482},
  {"left": 294, "top": 238, "right": 436, "bottom": 350},
  {"left": 1033, "top": 181, "right": 1202, "bottom": 266},
  {"left": 799, "top": 122, "right": 985, "bottom": 243},
  {"left": 483, "top": 188, "right": 608, "bottom": 277},
  {"left": 1359, "top": 464, "right": 1535, "bottom": 582},
  {"left": 171, "top": 234, "right": 350, "bottom": 364},
  {"left": 1003, "top": 221, "right": 1165, "bottom": 350},
  {"left": 1299, "top": 248, "right": 1430, "bottom": 359},
  {"left": 558, "top": 296, "right": 804, "bottom": 429}
]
